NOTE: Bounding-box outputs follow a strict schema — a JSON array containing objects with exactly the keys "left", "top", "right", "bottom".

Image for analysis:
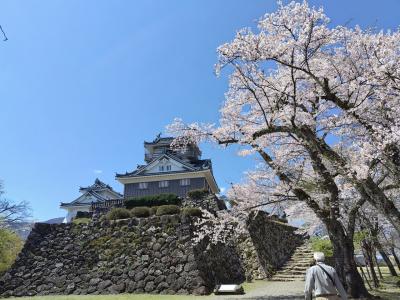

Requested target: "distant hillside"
[
  {"left": 6, "top": 222, "right": 33, "bottom": 240},
  {"left": 6, "top": 217, "right": 64, "bottom": 240},
  {"left": 43, "top": 217, "right": 64, "bottom": 224}
]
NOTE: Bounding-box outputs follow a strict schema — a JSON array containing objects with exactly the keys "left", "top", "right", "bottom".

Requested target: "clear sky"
[{"left": 0, "top": 0, "right": 399, "bottom": 221}]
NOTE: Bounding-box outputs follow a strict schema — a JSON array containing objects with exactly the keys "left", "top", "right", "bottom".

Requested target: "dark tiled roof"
[
  {"left": 60, "top": 202, "right": 92, "bottom": 207},
  {"left": 61, "top": 179, "right": 123, "bottom": 208},
  {"left": 79, "top": 178, "right": 122, "bottom": 197},
  {"left": 116, "top": 154, "right": 212, "bottom": 178},
  {"left": 144, "top": 136, "right": 174, "bottom": 145}
]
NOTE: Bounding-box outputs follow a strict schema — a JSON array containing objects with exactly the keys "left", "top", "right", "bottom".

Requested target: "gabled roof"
[
  {"left": 116, "top": 153, "right": 212, "bottom": 178},
  {"left": 79, "top": 178, "right": 121, "bottom": 195},
  {"left": 60, "top": 179, "right": 122, "bottom": 208}
]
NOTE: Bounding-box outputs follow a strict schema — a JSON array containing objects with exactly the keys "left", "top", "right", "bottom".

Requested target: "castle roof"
[
  {"left": 144, "top": 136, "right": 174, "bottom": 145},
  {"left": 115, "top": 153, "right": 212, "bottom": 178},
  {"left": 60, "top": 179, "right": 122, "bottom": 208}
]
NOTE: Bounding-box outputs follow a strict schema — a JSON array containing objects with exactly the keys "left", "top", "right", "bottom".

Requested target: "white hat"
[{"left": 314, "top": 252, "right": 325, "bottom": 262}]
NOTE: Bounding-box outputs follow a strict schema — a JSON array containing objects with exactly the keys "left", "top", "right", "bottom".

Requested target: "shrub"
[
  {"left": 75, "top": 211, "right": 92, "bottom": 219},
  {"left": 187, "top": 189, "right": 209, "bottom": 199},
  {"left": 181, "top": 207, "right": 203, "bottom": 217},
  {"left": 130, "top": 207, "right": 151, "bottom": 218},
  {"left": 0, "top": 228, "right": 23, "bottom": 275},
  {"left": 156, "top": 205, "right": 181, "bottom": 216},
  {"left": 310, "top": 237, "right": 333, "bottom": 257},
  {"left": 125, "top": 194, "right": 181, "bottom": 209},
  {"left": 107, "top": 208, "right": 131, "bottom": 220},
  {"left": 72, "top": 218, "right": 91, "bottom": 225},
  {"left": 150, "top": 206, "right": 159, "bottom": 215}
]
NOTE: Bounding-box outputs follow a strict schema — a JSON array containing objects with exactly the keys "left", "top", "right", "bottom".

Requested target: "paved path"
[{"left": 208, "top": 280, "right": 304, "bottom": 300}]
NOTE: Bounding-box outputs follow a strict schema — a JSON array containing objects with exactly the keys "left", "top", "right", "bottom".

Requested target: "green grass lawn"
[
  {"left": 362, "top": 267, "right": 400, "bottom": 300},
  {"left": 6, "top": 281, "right": 266, "bottom": 300},
  {"left": 7, "top": 295, "right": 208, "bottom": 300}
]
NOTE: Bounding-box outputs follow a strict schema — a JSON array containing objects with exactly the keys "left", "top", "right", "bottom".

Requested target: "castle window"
[
  {"left": 166, "top": 165, "right": 171, "bottom": 171},
  {"left": 159, "top": 166, "right": 164, "bottom": 171},
  {"left": 159, "top": 181, "right": 169, "bottom": 188},
  {"left": 180, "top": 178, "right": 190, "bottom": 186},
  {"left": 138, "top": 182, "right": 148, "bottom": 189}
]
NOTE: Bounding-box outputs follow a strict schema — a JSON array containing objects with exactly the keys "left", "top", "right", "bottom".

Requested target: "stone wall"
[
  {"left": 0, "top": 215, "right": 243, "bottom": 298},
  {"left": 0, "top": 212, "right": 303, "bottom": 298},
  {"left": 240, "top": 211, "right": 304, "bottom": 280},
  {"left": 181, "top": 194, "right": 226, "bottom": 213}
]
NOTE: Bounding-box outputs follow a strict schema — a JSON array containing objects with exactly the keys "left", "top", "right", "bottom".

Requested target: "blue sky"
[{"left": 0, "top": 0, "right": 399, "bottom": 221}]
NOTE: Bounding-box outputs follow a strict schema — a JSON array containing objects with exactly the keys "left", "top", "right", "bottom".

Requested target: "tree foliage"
[
  {"left": 0, "top": 228, "right": 23, "bottom": 275},
  {"left": 166, "top": 1, "right": 400, "bottom": 296},
  {"left": 0, "top": 182, "right": 31, "bottom": 229}
]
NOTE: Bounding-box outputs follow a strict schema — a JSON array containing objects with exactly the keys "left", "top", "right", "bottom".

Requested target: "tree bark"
[
  {"left": 359, "top": 266, "right": 372, "bottom": 290},
  {"left": 378, "top": 249, "right": 398, "bottom": 276},
  {"left": 327, "top": 222, "right": 371, "bottom": 298},
  {"left": 362, "top": 240, "right": 379, "bottom": 288},
  {"left": 390, "top": 247, "right": 400, "bottom": 271}
]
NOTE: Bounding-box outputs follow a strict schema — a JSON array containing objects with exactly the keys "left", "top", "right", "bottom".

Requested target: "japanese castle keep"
[
  {"left": 116, "top": 136, "right": 219, "bottom": 198},
  {"left": 60, "top": 135, "right": 219, "bottom": 222}
]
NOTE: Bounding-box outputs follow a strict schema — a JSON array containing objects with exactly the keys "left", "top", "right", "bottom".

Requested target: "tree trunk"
[
  {"left": 391, "top": 247, "right": 400, "bottom": 271},
  {"left": 359, "top": 266, "right": 372, "bottom": 290},
  {"left": 327, "top": 224, "right": 371, "bottom": 298},
  {"left": 365, "top": 261, "right": 372, "bottom": 280},
  {"left": 362, "top": 240, "right": 379, "bottom": 288},
  {"left": 362, "top": 177, "right": 400, "bottom": 234},
  {"left": 377, "top": 248, "right": 398, "bottom": 276}
]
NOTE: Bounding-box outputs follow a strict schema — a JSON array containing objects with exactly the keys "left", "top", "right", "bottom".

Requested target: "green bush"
[
  {"left": 130, "top": 207, "right": 151, "bottom": 218},
  {"left": 72, "top": 218, "right": 91, "bottom": 225},
  {"left": 156, "top": 205, "right": 181, "bottom": 216},
  {"left": 107, "top": 208, "right": 131, "bottom": 220},
  {"left": 187, "top": 189, "right": 209, "bottom": 199},
  {"left": 181, "top": 207, "right": 203, "bottom": 217},
  {"left": 125, "top": 194, "right": 181, "bottom": 209},
  {"left": 0, "top": 228, "right": 23, "bottom": 275},
  {"left": 75, "top": 211, "right": 92, "bottom": 219},
  {"left": 150, "top": 206, "right": 159, "bottom": 215},
  {"left": 353, "top": 230, "right": 368, "bottom": 250},
  {"left": 310, "top": 237, "right": 333, "bottom": 257}
]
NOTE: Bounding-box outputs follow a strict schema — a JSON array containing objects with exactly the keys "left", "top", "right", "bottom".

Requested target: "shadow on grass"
[{"left": 362, "top": 267, "right": 400, "bottom": 300}]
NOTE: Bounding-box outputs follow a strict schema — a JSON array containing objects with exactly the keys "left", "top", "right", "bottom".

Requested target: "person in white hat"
[{"left": 304, "top": 252, "right": 348, "bottom": 300}]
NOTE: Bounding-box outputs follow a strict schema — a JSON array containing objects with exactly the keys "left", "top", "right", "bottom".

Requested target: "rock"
[
  {"left": 89, "top": 278, "right": 101, "bottom": 286},
  {"left": 144, "top": 281, "right": 155, "bottom": 292},
  {"left": 134, "top": 271, "right": 145, "bottom": 281},
  {"left": 152, "top": 243, "right": 162, "bottom": 251},
  {"left": 97, "top": 280, "right": 112, "bottom": 290},
  {"left": 109, "top": 283, "right": 125, "bottom": 293}
]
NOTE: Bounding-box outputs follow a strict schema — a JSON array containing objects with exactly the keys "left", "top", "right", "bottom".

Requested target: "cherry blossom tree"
[{"left": 168, "top": 1, "right": 400, "bottom": 297}]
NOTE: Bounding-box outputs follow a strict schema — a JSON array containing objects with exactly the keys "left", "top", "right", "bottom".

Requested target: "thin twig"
[{"left": 0, "top": 25, "right": 8, "bottom": 41}]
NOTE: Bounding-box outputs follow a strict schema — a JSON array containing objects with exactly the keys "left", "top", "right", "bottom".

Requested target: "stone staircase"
[{"left": 270, "top": 242, "right": 314, "bottom": 281}]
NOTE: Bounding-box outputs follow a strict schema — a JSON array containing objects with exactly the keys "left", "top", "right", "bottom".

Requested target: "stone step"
[
  {"left": 287, "top": 259, "right": 313, "bottom": 264},
  {"left": 286, "top": 258, "right": 313, "bottom": 263},
  {"left": 289, "top": 254, "right": 313, "bottom": 258},
  {"left": 270, "top": 241, "right": 313, "bottom": 282},
  {"left": 270, "top": 278, "right": 305, "bottom": 282},
  {"left": 271, "top": 275, "right": 305, "bottom": 281},
  {"left": 282, "top": 262, "right": 312, "bottom": 267},
  {"left": 280, "top": 266, "right": 310, "bottom": 271},
  {"left": 277, "top": 270, "right": 307, "bottom": 275}
]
